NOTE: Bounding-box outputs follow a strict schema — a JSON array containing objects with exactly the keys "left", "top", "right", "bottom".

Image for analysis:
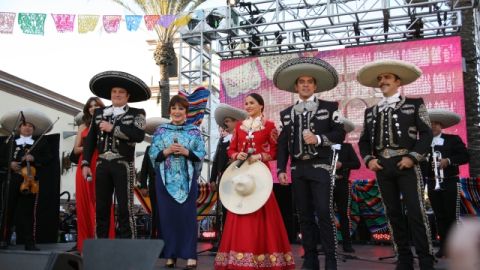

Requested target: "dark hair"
[
  {"left": 83, "top": 97, "right": 105, "bottom": 126},
  {"left": 294, "top": 76, "right": 317, "bottom": 85},
  {"left": 246, "top": 93, "right": 265, "bottom": 112},
  {"left": 168, "top": 95, "right": 189, "bottom": 114}
]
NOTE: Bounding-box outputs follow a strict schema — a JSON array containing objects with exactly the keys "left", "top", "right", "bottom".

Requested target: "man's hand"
[
  {"left": 439, "top": 158, "right": 449, "bottom": 169},
  {"left": 335, "top": 161, "right": 343, "bottom": 170},
  {"left": 367, "top": 159, "right": 383, "bottom": 172},
  {"left": 397, "top": 156, "right": 414, "bottom": 170},
  {"left": 10, "top": 161, "right": 21, "bottom": 172},
  {"left": 99, "top": 121, "right": 113, "bottom": 133},
  {"left": 82, "top": 166, "right": 92, "bottom": 180},
  {"left": 22, "top": 154, "right": 34, "bottom": 162},
  {"left": 278, "top": 172, "right": 289, "bottom": 185},
  {"left": 302, "top": 130, "right": 318, "bottom": 145},
  {"left": 210, "top": 182, "right": 217, "bottom": 192}
]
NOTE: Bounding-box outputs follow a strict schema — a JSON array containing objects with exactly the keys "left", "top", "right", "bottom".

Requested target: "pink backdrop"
[{"left": 219, "top": 36, "right": 469, "bottom": 180}]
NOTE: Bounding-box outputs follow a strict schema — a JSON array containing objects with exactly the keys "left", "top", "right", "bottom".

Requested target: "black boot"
[
  {"left": 301, "top": 253, "right": 320, "bottom": 270},
  {"left": 342, "top": 242, "right": 355, "bottom": 253},
  {"left": 395, "top": 254, "right": 414, "bottom": 270},
  {"left": 25, "top": 243, "right": 40, "bottom": 251},
  {"left": 418, "top": 255, "right": 435, "bottom": 270},
  {"left": 325, "top": 257, "right": 337, "bottom": 270}
]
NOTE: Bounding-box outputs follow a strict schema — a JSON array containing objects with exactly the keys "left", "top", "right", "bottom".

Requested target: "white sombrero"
[
  {"left": 428, "top": 109, "right": 461, "bottom": 129},
  {"left": 74, "top": 112, "right": 84, "bottom": 126},
  {"left": 357, "top": 59, "right": 422, "bottom": 88},
  {"left": 273, "top": 57, "right": 339, "bottom": 93},
  {"left": 219, "top": 161, "right": 273, "bottom": 215},
  {"left": 0, "top": 108, "right": 53, "bottom": 136},
  {"left": 145, "top": 117, "right": 171, "bottom": 135},
  {"left": 214, "top": 104, "right": 247, "bottom": 128},
  {"left": 340, "top": 117, "right": 356, "bottom": 133},
  {"left": 89, "top": 71, "right": 151, "bottom": 102}
]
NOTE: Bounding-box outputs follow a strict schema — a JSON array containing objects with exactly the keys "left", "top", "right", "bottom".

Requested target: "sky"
[{"left": 0, "top": 0, "right": 220, "bottom": 116}]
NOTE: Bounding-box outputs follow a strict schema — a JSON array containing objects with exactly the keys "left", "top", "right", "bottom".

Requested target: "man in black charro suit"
[
  {"left": 423, "top": 109, "right": 469, "bottom": 258},
  {"left": 275, "top": 57, "right": 345, "bottom": 270},
  {"left": 357, "top": 60, "right": 435, "bottom": 270},
  {"left": 82, "top": 71, "right": 150, "bottom": 239}
]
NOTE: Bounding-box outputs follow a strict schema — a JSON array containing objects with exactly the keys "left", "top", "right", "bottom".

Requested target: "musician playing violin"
[{"left": 0, "top": 116, "right": 53, "bottom": 251}]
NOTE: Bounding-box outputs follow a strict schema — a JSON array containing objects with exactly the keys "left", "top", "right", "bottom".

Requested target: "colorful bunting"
[
  {"left": 173, "top": 14, "right": 191, "bottom": 28},
  {"left": 78, "top": 15, "right": 99, "bottom": 34},
  {"left": 0, "top": 12, "right": 16, "bottom": 34},
  {"left": 18, "top": 13, "right": 46, "bottom": 35},
  {"left": 144, "top": 15, "right": 160, "bottom": 31},
  {"left": 125, "top": 15, "right": 142, "bottom": 31},
  {"left": 51, "top": 14, "right": 75, "bottom": 33},
  {"left": 103, "top": 15, "right": 121, "bottom": 33},
  {"left": 158, "top": 14, "right": 176, "bottom": 28}
]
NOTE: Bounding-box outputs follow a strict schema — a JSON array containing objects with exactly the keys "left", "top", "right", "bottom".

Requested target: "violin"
[{"left": 20, "top": 158, "right": 39, "bottom": 194}]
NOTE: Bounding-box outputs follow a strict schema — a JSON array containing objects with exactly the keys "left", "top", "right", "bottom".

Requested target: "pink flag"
[
  {"left": 144, "top": 15, "right": 160, "bottom": 31},
  {"left": 0, "top": 12, "right": 15, "bottom": 34},
  {"left": 51, "top": 14, "right": 75, "bottom": 33},
  {"left": 103, "top": 15, "right": 121, "bottom": 33}
]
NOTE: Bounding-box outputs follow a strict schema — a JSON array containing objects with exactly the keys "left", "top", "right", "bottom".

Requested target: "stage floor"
[{"left": 5, "top": 242, "right": 449, "bottom": 269}]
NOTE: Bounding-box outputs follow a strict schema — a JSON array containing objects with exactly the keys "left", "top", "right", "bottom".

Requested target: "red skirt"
[{"left": 214, "top": 193, "right": 295, "bottom": 270}]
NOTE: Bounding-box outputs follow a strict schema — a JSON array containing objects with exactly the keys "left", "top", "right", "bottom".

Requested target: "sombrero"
[
  {"left": 145, "top": 117, "right": 171, "bottom": 136},
  {"left": 219, "top": 161, "right": 273, "bottom": 215},
  {"left": 340, "top": 117, "right": 356, "bottom": 133},
  {"left": 1, "top": 108, "right": 53, "bottom": 136},
  {"left": 357, "top": 59, "right": 422, "bottom": 88},
  {"left": 74, "top": 112, "right": 84, "bottom": 126},
  {"left": 89, "top": 71, "right": 151, "bottom": 102},
  {"left": 214, "top": 104, "right": 247, "bottom": 128},
  {"left": 273, "top": 57, "right": 339, "bottom": 93},
  {"left": 428, "top": 109, "right": 461, "bottom": 128}
]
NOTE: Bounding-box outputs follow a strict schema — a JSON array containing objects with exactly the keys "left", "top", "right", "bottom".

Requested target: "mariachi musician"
[{"left": 0, "top": 109, "right": 54, "bottom": 251}]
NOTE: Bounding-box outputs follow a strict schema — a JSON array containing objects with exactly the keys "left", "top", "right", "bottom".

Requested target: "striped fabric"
[{"left": 179, "top": 87, "right": 210, "bottom": 126}]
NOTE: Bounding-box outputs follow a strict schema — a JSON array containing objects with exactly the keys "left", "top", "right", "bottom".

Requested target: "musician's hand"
[
  {"left": 236, "top": 152, "right": 248, "bottom": 161},
  {"left": 278, "top": 172, "right": 289, "bottom": 185},
  {"left": 367, "top": 159, "right": 383, "bottom": 172},
  {"left": 22, "top": 154, "right": 34, "bottom": 162},
  {"left": 335, "top": 161, "right": 343, "bottom": 170},
  {"left": 440, "top": 158, "right": 449, "bottom": 169},
  {"left": 10, "top": 161, "right": 21, "bottom": 172},
  {"left": 139, "top": 188, "right": 149, "bottom": 197},
  {"left": 303, "top": 131, "right": 318, "bottom": 145},
  {"left": 99, "top": 120, "right": 113, "bottom": 132},
  {"left": 82, "top": 166, "right": 92, "bottom": 180},
  {"left": 210, "top": 182, "right": 217, "bottom": 192},
  {"left": 247, "top": 154, "right": 261, "bottom": 164},
  {"left": 397, "top": 156, "right": 414, "bottom": 170}
]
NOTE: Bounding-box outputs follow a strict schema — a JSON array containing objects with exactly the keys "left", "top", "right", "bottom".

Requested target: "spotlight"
[
  {"left": 301, "top": 29, "right": 312, "bottom": 49},
  {"left": 206, "top": 10, "right": 224, "bottom": 29},
  {"left": 248, "top": 34, "right": 261, "bottom": 56},
  {"left": 353, "top": 22, "right": 361, "bottom": 44}
]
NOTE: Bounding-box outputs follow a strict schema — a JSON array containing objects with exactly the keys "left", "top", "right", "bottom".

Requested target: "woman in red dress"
[
  {"left": 214, "top": 93, "right": 295, "bottom": 270},
  {"left": 73, "top": 97, "right": 114, "bottom": 253}
]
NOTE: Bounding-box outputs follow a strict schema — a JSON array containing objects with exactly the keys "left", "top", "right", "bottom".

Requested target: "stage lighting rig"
[{"left": 239, "top": 16, "right": 266, "bottom": 34}]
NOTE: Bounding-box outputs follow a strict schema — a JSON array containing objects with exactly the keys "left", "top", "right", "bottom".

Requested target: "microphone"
[
  {"left": 173, "top": 137, "right": 179, "bottom": 158},
  {"left": 235, "top": 148, "right": 255, "bottom": 168},
  {"left": 86, "top": 175, "right": 92, "bottom": 182}
]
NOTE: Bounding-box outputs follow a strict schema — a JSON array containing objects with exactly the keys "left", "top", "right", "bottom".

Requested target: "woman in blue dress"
[{"left": 149, "top": 95, "right": 206, "bottom": 269}]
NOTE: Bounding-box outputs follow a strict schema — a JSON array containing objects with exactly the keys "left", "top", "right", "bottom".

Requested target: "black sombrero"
[{"left": 89, "top": 71, "right": 151, "bottom": 102}]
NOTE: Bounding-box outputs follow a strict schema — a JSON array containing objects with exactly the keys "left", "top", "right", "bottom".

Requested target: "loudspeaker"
[
  {"left": 0, "top": 250, "right": 82, "bottom": 270},
  {"left": 83, "top": 239, "right": 164, "bottom": 270}
]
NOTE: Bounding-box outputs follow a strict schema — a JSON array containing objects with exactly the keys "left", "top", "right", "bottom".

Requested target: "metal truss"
[{"left": 180, "top": 0, "right": 477, "bottom": 59}]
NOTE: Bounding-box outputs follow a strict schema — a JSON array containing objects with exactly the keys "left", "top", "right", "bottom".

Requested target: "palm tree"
[
  {"left": 113, "top": 0, "right": 206, "bottom": 116},
  {"left": 459, "top": 8, "right": 480, "bottom": 177}
]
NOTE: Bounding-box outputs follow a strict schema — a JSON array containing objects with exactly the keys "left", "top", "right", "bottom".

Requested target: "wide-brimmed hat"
[
  {"left": 214, "top": 104, "right": 247, "bottom": 128},
  {"left": 89, "top": 71, "right": 151, "bottom": 102},
  {"left": 145, "top": 117, "right": 170, "bottom": 135},
  {"left": 357, "top": 59, "right": 422, "bottom": 88},
  {"left": 219, "top": 161, "right": 273, "bottom": 215},
  {"left": 74, "top": 112, "right": 84, "bottom": 126},
  {"left": 340, "top": 117, "right": 355, "bottom": 133},
  {"left": 273, "top": 57, "right": 339, "bottom": 93},
  {"left": 1, "top": 108, "right": 53, "bottom": 136},
  {"left": 428, "top": 109, "right": 461, "bottom": 128}
]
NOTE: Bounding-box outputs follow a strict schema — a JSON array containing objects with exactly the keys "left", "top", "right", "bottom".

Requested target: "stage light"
[
  {"left": 206, "top": 10, "right": 224, "bottom": 29},
  {"left": 187, "top": 18, "right": 200, "bottom": 31},
  {"left": 353, "top": 22, "right": 361, "bottom": 44},
  {"left": 248, "top": 34, "right": 261, "bottom": 56},
  {"left": 406, "top": 16, "right": 423, "bottom": 39},
  {"left": 301, "top": 29, "right": 312, "bottom": 49},
  {"left": 372, "top": 232, "right": 391, "bottom": 242},
  {"left": 227, "top": 0, "right": 240, "bottom": 7},
  {"left": 383, "top": 9, "right": 390, "bottom": 40},
  {"left": 201, "top": 231, "right": 217, "bottom": 239}
]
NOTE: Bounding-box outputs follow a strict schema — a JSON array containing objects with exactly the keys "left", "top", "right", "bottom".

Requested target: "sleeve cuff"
[
  {"left": 315, "top": 135, "right": 322, "bottom": 146},
  {"left": 81, "top": 160, "right": 90, "bottom": 167},
  {"left": 364, "top": 155, "right": 375, "bottom": 167}
]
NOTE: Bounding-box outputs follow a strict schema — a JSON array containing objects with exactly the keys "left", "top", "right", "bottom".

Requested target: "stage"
[{"left": 0, "top": 242, "right": 449, "bottom": 269}]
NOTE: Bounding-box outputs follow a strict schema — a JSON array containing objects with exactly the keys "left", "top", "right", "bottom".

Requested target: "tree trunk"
[
  {"left": 460, "top": 8, "right": 480, "bottom": 177},
  {"left": 159, "top": 63, "right": 170, "bottom": 118}
]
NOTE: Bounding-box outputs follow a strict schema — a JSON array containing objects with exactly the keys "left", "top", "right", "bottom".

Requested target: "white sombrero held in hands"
[
  {"left": 273, "top": 57, "right": 339, "bottom": 93},
  {"left": 1, "top": 108, "right": 53, "bottom": 136},
  {"left": 89, "top": 71, "right": 151, "bottom": 102},
  {"left": 145, "top": 117, "right": 171, "bottom": 136},
  {"left": 357, "top": 59, "right": 422, "bottom": 88},
  {"left": 428, "top": 109, "right": 461, "bottom": 129},
  {"left": 214, "top": 104, "right": 248, "bottom": 128},
  {"left": 219, "top": 161, "right": 273, "bottom": 215}
]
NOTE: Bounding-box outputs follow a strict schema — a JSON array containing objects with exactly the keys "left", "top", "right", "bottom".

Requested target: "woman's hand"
[
  {"left": 247, "top": 154, "right": 262, "bottom": 164},
  {"left": 165, "top": 143, "right": 189, "bottom": 157},
  {"left": 236, "top": 152, "right": 248, "bottom": 160}
]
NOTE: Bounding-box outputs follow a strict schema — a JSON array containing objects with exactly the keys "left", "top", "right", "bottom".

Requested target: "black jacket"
[
  {"left": 336, "top": 143, "right": 361, "bottom": 180},
  {"left": 423, "top": 133, "right": 469, "bottom": 178},
  {"left": 209, "top": 138, "right": 231, "bottom": 183}
]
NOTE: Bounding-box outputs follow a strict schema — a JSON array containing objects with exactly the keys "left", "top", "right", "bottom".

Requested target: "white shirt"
[
  {"left": 16, "top": 135, "right": 34, "bottom": 146},
  {"left": 297, "top": 95, "right": 322, "bottom": 145},
  {"left": 378, "top": 93, "right": 401, "bottom": 111}
]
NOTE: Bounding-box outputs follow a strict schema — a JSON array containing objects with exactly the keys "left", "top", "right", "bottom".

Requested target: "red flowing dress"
[
  {"left": 75, "top": 127, "right": 115, "bottom": 252},
  {"left": 214, "top": 119, "right": 295, "bottom": 270}
]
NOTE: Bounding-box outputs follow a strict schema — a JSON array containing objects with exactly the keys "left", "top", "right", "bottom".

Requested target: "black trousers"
[
  {"left": 95, "top": 158, "right": 135, "bottom": 239},
  {"left": 291, "top": 161, "right": 336, "bottom": 261},
  {"left": 0, "top": 174, "right": 36, "bottom": 245},
  {"left": 376, "top": 156, "right": 433, "bottom": 263},
  {"left": 333, "top": 177, "right": 351, "bottom": 244},
  {"left": 427, "top": 176, "right": 459, "bottom": 251}
]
